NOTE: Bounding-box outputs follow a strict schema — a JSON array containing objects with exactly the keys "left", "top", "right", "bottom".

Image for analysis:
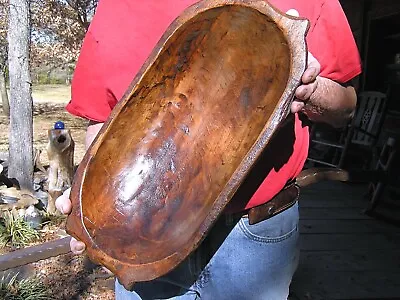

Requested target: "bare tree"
[
  {"left": 30, "top": 0, "right": 98, "bottom": 73},
  {"left": 0, "top": 0, "right": 9, "bottom": 116},
  {"left": 8, "top": 0, "right": 33, "bottom": 190},
  {"left": 64, "top": 0, "right": 98, "bottom": 31}
]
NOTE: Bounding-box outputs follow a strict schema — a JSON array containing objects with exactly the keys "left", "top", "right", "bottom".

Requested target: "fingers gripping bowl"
[{"left": 66, "top": 0, "right": 309, "bottom": 290}]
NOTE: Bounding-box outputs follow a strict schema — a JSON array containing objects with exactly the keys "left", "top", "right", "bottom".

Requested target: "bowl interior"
[{"left": 80, "top": 5, "right": 291, "bottom": 264}]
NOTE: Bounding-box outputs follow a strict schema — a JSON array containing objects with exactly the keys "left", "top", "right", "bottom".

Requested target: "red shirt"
[{"left": 67, "top": 0, "right": 361, "bottom": 210}]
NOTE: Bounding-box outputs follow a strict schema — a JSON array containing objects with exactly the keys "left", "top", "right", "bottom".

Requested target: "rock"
[
  {"left": 0, "top": 187, "right": 38, "bottom": 211},
  {"left": 34, "top": 190, "right": 49, "bottom": 211},
  {"left": 33, "top": 170, "right": 48, "bottom": 192},
  {"left": 24, "top": 205, "right": 43, "bottom": 230}
]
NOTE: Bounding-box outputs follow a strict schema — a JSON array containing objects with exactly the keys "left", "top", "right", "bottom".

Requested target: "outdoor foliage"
[
  {"left": 0, "top": 0, "right": 9, "bottom": 115},
  {"left": 0, "top": 0, "right": 7, "bottom": 72},
  {"left": 0, "top": 211, "right": 40, "bottom": 248},
  {"left": 4, "top": 0, "right": 98, "bottom": 187},
  {"left": 41, "top": 211, "right": 65, "bottom": 228},
  {"left": 0, "top": 0, "right": 98, "bottom": 81},
  {"left": 0, "top": 273, "right": 50, "bottom": 300},
  {"left": 30, "top": 0, "right": 98, "bottom": 76}
]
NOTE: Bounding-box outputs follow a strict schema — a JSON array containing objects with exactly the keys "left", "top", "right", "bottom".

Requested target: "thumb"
[
  {"left": 55, "top": 187, "right": 72, "bottom": 214},
  {"left": 286, "top": 9, "right": 299, "bottom": 17}
]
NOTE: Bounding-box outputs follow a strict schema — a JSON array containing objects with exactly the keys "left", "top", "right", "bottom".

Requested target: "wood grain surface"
[{"left": 66, "top": 0, "right": 309, "bottom": 290}]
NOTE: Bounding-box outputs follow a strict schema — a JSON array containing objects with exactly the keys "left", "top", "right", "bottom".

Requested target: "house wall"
[
  {"left": 340, "top": 0, "right": 365, "bottom": 53},
  {"left": 368, "top": 0, "right": 400, "bottom": 19},
  {"left": 340, "top": 0, "right": 400, "bottom": 99}
]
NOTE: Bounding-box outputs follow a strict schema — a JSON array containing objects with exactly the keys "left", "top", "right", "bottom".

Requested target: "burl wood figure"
[
  {"left": 47, "top": 124, "right": 75, "bottom": 213},
  {"left": 66, "top": 0, "right": 309, "bottom": 290}
]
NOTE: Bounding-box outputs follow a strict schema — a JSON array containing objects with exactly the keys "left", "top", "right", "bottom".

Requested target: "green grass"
[
  {"left": 41, "top": 211, "right": 66, "bottom": 228},
  {"left": 0, "top": 274, "right": 51, "bottom": 300},
  {"left": 5, "top": 84, "right": 71, "bottom": 103},
  {"left": 31, "top": 84, "right": 71, "bottom": 103},
  {"left": 0, "top": 212, "right": 40, "bottom": 248}
]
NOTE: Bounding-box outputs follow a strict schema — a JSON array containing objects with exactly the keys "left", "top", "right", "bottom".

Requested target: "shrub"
[
  {"left": 0, "top": 274, "right": 51, "bottom": 300},
  {"left": 41, "top": 211, "right": 66, "bottom": 228},
  {"left": 0, "top": 211, "right": 40, "bottom": 248}
]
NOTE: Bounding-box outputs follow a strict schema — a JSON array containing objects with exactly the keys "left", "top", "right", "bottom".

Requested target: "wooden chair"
[
  {"left": 365, "top": 136, "right": 398, "bottom": 214},
  {"left": 307, "top": 91, "right": 387, "bottom": 169}
]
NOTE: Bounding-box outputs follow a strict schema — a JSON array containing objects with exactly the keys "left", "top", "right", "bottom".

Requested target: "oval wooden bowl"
[{"left": 66, "top": 0, "right": 309, "bottom": 290}]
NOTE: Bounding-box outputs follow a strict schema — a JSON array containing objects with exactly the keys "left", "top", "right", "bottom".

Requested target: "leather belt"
[
  {"left": 247, "top": 183, "right": 299, "bottom": 224},
  {"left": 231, "top": 182, "right": 300, "bottom": 225}
]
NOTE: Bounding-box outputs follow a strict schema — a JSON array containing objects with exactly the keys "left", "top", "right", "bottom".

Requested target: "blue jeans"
[{"left": 115, "top": 202, "right": 300, "bottom": 300}]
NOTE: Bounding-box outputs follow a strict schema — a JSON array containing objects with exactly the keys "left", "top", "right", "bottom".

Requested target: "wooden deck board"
[
  {"left": 300, "top": 232, "right": 400, "bottom": 251},
  {"left": 291, "top": 270, "right": 400, "bottom": 300},
  {"left": 300, "top": 219, "right": 400, "bottom": 234},
  {"left": 298, "top": 249, "right": 400, "bottom": 272},
  {"left": 300, "top": 207, "right": 372, "bottom": 220},
  {"left": 290, "top": 181, "right": 400, "bottom": 299}
]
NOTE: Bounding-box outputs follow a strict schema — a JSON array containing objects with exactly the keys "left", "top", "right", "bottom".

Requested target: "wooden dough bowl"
[{"left": 66, "top": 0, "right": 309, "bottom": 290}]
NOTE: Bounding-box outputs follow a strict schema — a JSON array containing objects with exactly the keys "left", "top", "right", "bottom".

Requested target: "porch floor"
[{"left": 290, "top": 181, "right": 400, "bottom": 300}]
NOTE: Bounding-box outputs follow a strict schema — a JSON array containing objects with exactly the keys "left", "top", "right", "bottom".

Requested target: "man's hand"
[
  {"left": 287, "top": 9, "right": 321, "bottom": 114},
  {"left": 286, "top": 9, "right": 357, "bottom": 128},
  {"left": 291, "top": 52, "right": 321, "bottom": 114},
  {"left": 56, "top": 188, "right": 86, "bottom": 254}
]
